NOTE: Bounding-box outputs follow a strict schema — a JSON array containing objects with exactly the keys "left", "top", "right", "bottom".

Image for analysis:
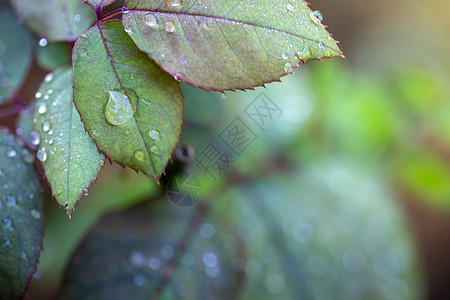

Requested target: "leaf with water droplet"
[
  {"left": 0, "top": 6, "right": 33, "bottom": 103},
  {"left": 9, "top": 0, "right": 95, "bottom": 41},
  {"left": 122, "top": 0, "right": 342, "bottom": 91},
  {"left": 58, "top": 200, "right": 244, "bottom": 299},
  {"left": 72, "top": 21, "right": 184, "bottom": 181},
  {"left": 32, "top": 67, "right": 104, "bottom": 214},
  {"left": 0, "top": 128, "right": 45, "bottom": 299}
]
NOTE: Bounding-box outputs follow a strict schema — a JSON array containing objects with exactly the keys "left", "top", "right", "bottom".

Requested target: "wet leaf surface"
[
  {"left": 0, "top": 5, "right": 33, "bottom": 103},
  {"left": 123, "top": 0, "right": 342, "bottom": 91},
  {"left": 72, "top": 20, "right": 184, "bottom": 181},
  {"left": 32, "top": 67, "right": 104, "bottom": 214},
  {"left": 10, "top": 0, "right": 95, "bottom": 41},
  {"left": 0, "top": 128, "right": 45, "bottom": 299}
]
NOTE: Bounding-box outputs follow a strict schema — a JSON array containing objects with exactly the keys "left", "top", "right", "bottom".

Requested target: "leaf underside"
[
  {"left": 0, "top": 128, "right": 45, "bottom": 299},
  {"left": 123, "top": 0, "right": 342, "bottom": 91},
  {"left": 32, "top": 67, "right": 104, "bottom": 213},
  {"left": 10, "top": 0, "right": 95, "bottom": 41},
  {"left": 72, "top": 20, "right": 184, "bottom": 181}
]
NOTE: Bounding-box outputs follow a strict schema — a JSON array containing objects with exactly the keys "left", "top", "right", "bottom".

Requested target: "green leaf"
[
  {"left": 32, "top": 67, "right": 104, "bottom": 214},
  {"left": 58, "top": 201, "right": 244, "bottom": 299},
  {"left": 10, "top": 0, "right": 95, "bottom": 41},
  {"left": 0, "top": 128, "right": 45, "bottom": 299},
  {"left": 0, "top": 5, "right": 33, "bottom": 103},
  {"left": 122, "top": 0, "right": 342, "bottom": 91},
  {"left": 72, "top": 20, "right": 184, "bottom": 180},
  {"left": 16, "top": 105, "right": 36, "bottom": 149},
  {"left": 36, "top": 42, "right": 71, "bottom": 71},
  {"left": 82, "top": 0, "right": 116, "bottom": 10}
]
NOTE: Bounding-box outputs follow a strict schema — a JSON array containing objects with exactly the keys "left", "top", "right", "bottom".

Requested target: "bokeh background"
[{"left": 1, "top": 0, "right": 450, "bottom": 299}]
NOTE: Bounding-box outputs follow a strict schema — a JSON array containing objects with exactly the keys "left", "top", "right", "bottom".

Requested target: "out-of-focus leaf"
[
  {"left": 10, "top": 0, "right": 95, "bottom": 41},
  {"left": 72, "top": 20, "right": 184, "bottom": 180},
  {"left": 32, "top": 67, "right": 104, "bottom": 214},
  {"left": 82, "top": 0, "right": 116, "bottom": 10},
  {"left": 32, "top": 165, "right": 159, "bottom": 296},
  {"left": 16, "top": 104, "right": 36, "bottom": 149},
  {"left": 58, "top": 201, "right": 244, "bottom": 299},
  {"left": 0, "top": 128, "right": 45, "bottom": 299},
  {"left": 122, "top": 0, "right": 342, "bottom": 91},
  {"left": 36, "top": 42, "right": 71, "bottom": 71},
  {"left": 0, "top": 5, "right": 33, "bottom": 103},
  {"left": 211, "top": 159, "right": 423, "bottom": 299}
]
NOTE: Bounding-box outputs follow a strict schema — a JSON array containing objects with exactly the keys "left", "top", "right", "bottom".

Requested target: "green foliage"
[
  {"left": 32, "top": 67, "right": 104, "bottom": 213},
  {"left": 0, "top": 5, "right": 33, "bottom": 103},
  {"left": 123, "top": 0, "right": 341, "bottom": 91},
  {"left": 10, "top": 0, "right": 95, "bottom": 41},
  {"left": 57, "top": 160, "right": 422, "bottom": 300},
  {"left": 72, "top": 20, "right": 184, "bottom": 180},
  {"left": 0, "top": 128, "right": 45, "bottom": 299}
]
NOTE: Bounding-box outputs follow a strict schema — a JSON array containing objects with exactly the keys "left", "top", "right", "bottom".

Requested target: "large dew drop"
[
  {"left": 166, "top": 0, "right": 182, "bottom": 6},
  {"left": 104, "top": 91, "right": 135, "bottom": 126},
  {"left": 144, "top": 13, "right": 157, "bottom": 27}
]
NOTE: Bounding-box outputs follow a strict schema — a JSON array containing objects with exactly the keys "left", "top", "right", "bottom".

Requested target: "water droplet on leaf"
[
  {"left": 42, "top": 121, "right": 51, "bottom": 132},
  {"left": 44, "top": 73, "right": 53, "bottom": 83},
  {"left": 134, "top": 150, "right": 145, "bottom": 161},
  {"left": 124, "top": 25, "right": 133, "bottom": 33},
  {"left": 30, "top": 209, "right": 41, "bottom": 219},
  {"left": 38, "top": 38, "right": 47, "bottom": 47},
  {"left": 104, "top": 91, "right": 135, "bottom": 126},
  {"left": 37, "top": 102, "right": 47, "bottom": 114},
  {"left": 148, "top": 129, "right": 160, "bottom": 140},
  {"left": 150, "top": 145, "right": 159, "bottom": 153},
  {"left": 310, "top": 10, "right": 323, "bottom": 24},
  {"left": 166, "top": 0, "right": 182, "bottom": 6},
  {"left": 165, "top": 20, "right": 175, "bottom": 33},
  {"left": 6, "top": 147, "right": 16, "bottom": 158},
  {"left": 30, "top": 131, "right": 40, "bottom": 146},
  {"left": 37, "top": 148, "right": 47, "bottom": 162},
  {"left": 2, "top": 218, "right": 12, "bottom": 229},
  {"left": 82, "top": 188, "right": 89, "bottom": 196},
  {"left": 144, "top": 13, "right": 157, "bottom": 27},
  {"left": 284, "top": 62, "right": 293, "bottom": 73},
  {"left": 6, "top": 195, "right": 16, "bottom": 207}
]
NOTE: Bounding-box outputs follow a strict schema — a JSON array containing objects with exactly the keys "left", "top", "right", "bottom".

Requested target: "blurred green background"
[{"left": 2, "top": 0, "right": 450, "bottom": 299}]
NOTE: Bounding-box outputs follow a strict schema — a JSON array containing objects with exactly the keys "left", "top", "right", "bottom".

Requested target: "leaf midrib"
[
  {"left": 97, "top": 21, "right": 158, "bottom": 177},
  {"left": 127, "top": 9, "right": 341, "bottom": 53}
]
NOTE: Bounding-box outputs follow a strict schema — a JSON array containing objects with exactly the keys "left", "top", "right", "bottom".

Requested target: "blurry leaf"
[
  {"left": 33, "top": 165, "right": 159, "bottom": 294},
  {"left": 32, "top": 67, "right": 104, "bottom": 214},
  {"left": 72, "top": 21, "right": 184, "bottom": 180},
  {"left": 58, "top": 201, "right": 244, "bottom": 299},
  {"left": 393, "top": 150, "right": 450, "bottom": 209},
  {"left": 0, "top": 128, "right": 45, "bottom": 299},
  {"left": 59, "top": 156, "right": 423, "bottom": 299},
  {"left": 122, "top": 0, "right": 342, "bottom": 91},
  {"left": 82, "top": 0, "right": 116, "bottom": 10},
  {"left": 16, "top": 104, "right": 36, "bottom": 149},
  {"left": 0, "top": 6, "right": 33, "bottom": 103},
  {"left": 211, "top": 158, "right": 423, "bottom": 299},
  {"left": 10, "top": 0, "right": 95, "bottom": 41},
  {"left": 36, "top": 42, "right": 71, "bottom": 71}
]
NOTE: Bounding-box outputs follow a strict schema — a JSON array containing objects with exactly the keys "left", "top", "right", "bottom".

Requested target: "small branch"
[{"left": 0, "top": 105, "right": 23, "bottom": 119}]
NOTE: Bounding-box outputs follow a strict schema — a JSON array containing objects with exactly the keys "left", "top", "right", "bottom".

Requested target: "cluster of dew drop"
[{"left": 281, "top": 4, "right": 326, "bottom": 74}]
